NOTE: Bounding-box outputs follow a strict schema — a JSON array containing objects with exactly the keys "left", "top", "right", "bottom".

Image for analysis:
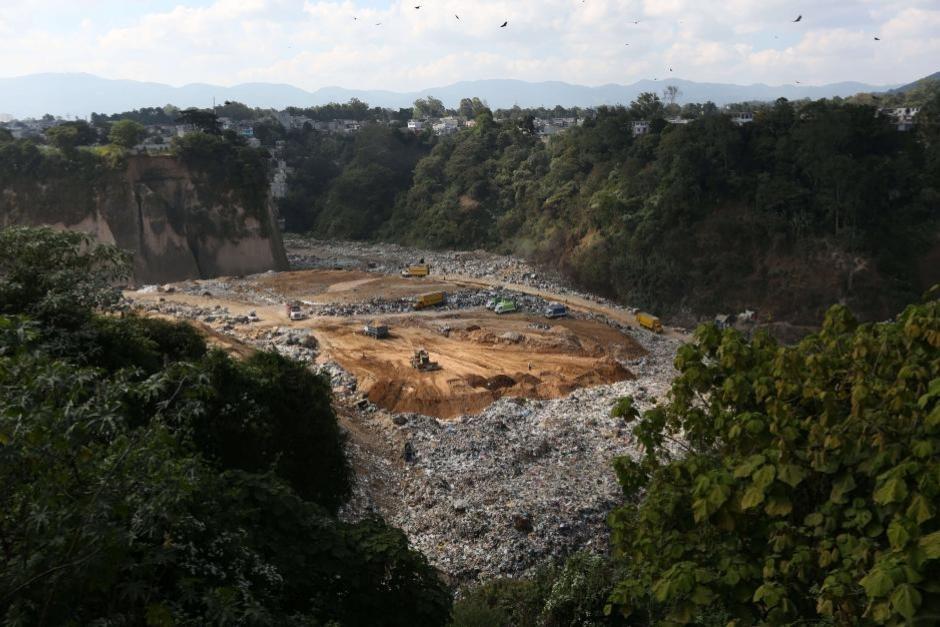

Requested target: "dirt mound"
[
  {"left": 574, "top": 359, "right": 635, "bottom": 386},
  {"left": 464, "top": 374, "right": 519, "bottom": 391}
]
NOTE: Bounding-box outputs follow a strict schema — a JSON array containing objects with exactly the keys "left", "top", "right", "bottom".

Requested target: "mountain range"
[{"left": 0, "top": 72, "right": 907, "bottom": 119}]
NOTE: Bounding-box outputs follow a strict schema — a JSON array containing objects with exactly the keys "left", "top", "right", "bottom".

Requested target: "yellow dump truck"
[
  {"left": 636, "top": 312, "right": 663, "bottom": 333},
  {"left": 414, "top": 291, "right": 445, "bottom": 310},
  {"left": 401, "top": 264, "right": 430, "bottom": 277}
]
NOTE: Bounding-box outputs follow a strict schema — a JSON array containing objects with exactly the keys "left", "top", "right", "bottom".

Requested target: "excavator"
[{"left": 410, "top": 348, "right": 441, "bottom": 371}]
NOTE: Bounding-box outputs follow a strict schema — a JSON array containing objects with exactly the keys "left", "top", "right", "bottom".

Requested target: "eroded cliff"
[{"left": 0, "top": 154, "right": 288, "bottom": 283}]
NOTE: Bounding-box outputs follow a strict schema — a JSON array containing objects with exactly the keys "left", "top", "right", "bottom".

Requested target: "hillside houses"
[
  {"left": 879, "top": 106, "right": 920, "bottom": 131},
  {"left": 2, "top": 116, "right": 63, "bottom": 139}
]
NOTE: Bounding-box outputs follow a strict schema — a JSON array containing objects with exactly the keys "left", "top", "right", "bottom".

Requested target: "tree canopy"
[
  {"left": 0, "top": 226, "right": 452, "bottom": 625},
  {"left": 108, "top": 119, "right": 146, "bottom": 148},
  {"left": 280, "top": 94, "right": 940, "bottom": 324},
  {"left": 606, "top": 293, "right": 940, "bottom": 624}
]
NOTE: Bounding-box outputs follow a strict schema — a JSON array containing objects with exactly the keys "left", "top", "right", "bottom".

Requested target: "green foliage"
[
  {"left": 45, "top": 120, "right": 99, "bottom": 153},
  {"left": 282, "top": 97, "right": 938, "bottom": 323},
  {"left": 287, "top": 97, "right": 382, "bottom": 122},
  {"left": 108, "top": 119, "right": 146, "bottom": 148},
  {"left": 0, "top": 226, "right": 451, "bottom": 625},
  {"left": 0, "top": 226, "right": 130, "bottom": 328},
  {"left": 175, "top": 107, "right": 222, "bottom": 134},
  {"left": 172, "top": 131, "right": 271, "bottom": 225},
  {"left": 91, "top": 105, "right": 179, "bottom": 126},
  {"left": 193, "top": 349, "right": 350, "bottom": 511},
  {"left": 413, "top": 96, "right": 447, "bottom": 119},
  {"left": 606, "top": 294, "right": 940, "bottom": 624},
  {"left": 279, "top": 124, "right": 431, "bottom": 235},
  {"left": 451, "top": 553, "right": 622, "bottom": 627},
  {"left": 215, "top": 100, "right": 259, "bottom": 121}
]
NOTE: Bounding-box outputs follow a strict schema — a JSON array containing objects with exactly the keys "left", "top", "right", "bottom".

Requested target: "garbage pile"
[
  {"left": 286, "top": 236, "right": 567, "bottom": 292},
  {"left": 131, "top": 298, "right": 319, "bottom": 363},
  {"left": 339, "top": 331, "right": 680, "bottom": 583}
]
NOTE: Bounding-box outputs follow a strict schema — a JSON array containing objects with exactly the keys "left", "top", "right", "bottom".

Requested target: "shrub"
[{"left": 607, "top": 292, "right": 940, "bottom": 624}]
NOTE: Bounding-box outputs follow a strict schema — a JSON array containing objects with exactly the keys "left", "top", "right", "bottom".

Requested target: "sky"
[{"left": 0, "top": 0, "right": 938, "bottom": 90}]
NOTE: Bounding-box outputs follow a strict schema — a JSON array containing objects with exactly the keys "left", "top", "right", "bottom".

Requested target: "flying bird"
[
  {"left": 414, "top": 5, "right": 421, "bottom": 8},
  {"left": 793, "top": 15, "right": 802, "bottom": 22},
  {"left": 455, "top": 14, "right": 460, "bottom": 20},
  {"left": 874, "top": 36, "right": 881, "bottom": 40},
  {"left": 500, "top": 21, "right": 508, "bottom": 27}
]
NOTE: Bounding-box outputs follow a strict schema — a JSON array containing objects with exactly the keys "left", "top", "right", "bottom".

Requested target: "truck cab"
[
  {"left": 544, "top": 303, "right": 567, "bottom": 319},
  {"left": 494, "top": 300, "right": 517, "bottom": 314},
  {"left": 285, "top": 302, "right": 305, "bottom": 321}
]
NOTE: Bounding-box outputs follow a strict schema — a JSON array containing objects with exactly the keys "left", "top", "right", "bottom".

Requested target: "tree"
[
  {"left": 630, "top": 92, "right": 664, "bottom": 119},
  {"left": 413, "top": 96, "right": 446, "bottom": 119},
  {"left": 175, "top": 107, "right": 221, "bottom": 134},
  {"left": 45, "top": 120, "right": 98, "bottom": 153},
  {"left": 0, "top": 226, "right": 453, "bottom": 625},
  {"left": 108, "top": 119, "right": 146, "bottom": 148},
  {"left": 459, "top": 98, "right": 476, "bottom": 118},
  {"left": 215, "top": 100, "right": 256, "bottom": 121},
  {"left": 458, "top": 97, "right": 487, "bottom": 119},
  {"left": 607, "top": 296, "right": 940, "bottom": 624},
  {"left": 0, "top": 226, "right": 129, "bottom": 328},
  {"left": 663, "top": 85, "right": 682, "bottom": 106}
]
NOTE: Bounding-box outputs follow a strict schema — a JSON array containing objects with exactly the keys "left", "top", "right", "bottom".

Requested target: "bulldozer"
[{"left": 410, "top": 348, "right": 441, "bottom": 371}]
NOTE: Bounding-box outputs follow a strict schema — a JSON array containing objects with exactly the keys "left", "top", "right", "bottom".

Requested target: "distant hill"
[
  {"left": 888, "top": 71, "right": 940, "bottom": 94},
  {"left": 0, "top": 72, "right": 905, "bottom": 118}
]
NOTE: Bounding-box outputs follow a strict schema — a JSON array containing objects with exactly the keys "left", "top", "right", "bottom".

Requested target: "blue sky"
[{"left": 1, "top": 0, "right": 938, "bottom": 89}]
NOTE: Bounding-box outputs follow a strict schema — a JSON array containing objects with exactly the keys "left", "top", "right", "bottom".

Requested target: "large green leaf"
[
  {"left": 860, "top": 569, "right": 895, "bottom": 598},
  {"left": 873, "top": 477, "right": 908, "bottom": 505},
  {"left": 741, "top": 486, "right": 766, "bottom": 510},
  {"left": 919, "top": 530, "right": 940, "bottom": 560},
  {"left": 890, "top": 584, "right": 922, "bottom": 620}
]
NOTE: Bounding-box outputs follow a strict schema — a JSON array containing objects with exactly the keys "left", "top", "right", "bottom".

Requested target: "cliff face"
[{"left": 0, "top": 155, "right": 288, "bottom": 283}]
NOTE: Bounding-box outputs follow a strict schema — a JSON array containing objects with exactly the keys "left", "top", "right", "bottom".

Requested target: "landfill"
[{"left": 125, "top": 236, "right": 685, "bottom": 583}]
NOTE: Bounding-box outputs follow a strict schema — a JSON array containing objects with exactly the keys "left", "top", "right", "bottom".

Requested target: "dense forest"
[
  {"left": 0, "top": 227, "right": 451, "bottom": 625},
  {"left": 279, "top": 90, "right": 940, "bottom": 325}
]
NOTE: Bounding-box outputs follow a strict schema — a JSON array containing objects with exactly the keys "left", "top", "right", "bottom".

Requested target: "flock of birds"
[
  {"left": 339, "top": 7, "right": 884, "bottom": 85},
  {"left": 350, "top": 8, "right": 882, "bottom": 40},
  {"left": 356, "top": 6, "right": 505, "bottom": 27}
]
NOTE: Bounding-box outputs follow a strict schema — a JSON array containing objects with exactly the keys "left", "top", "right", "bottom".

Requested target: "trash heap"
[
  {"left": 339, "top": 331, "right": 680, "bottom": 583},
  {"left": 131, "top": 298, "right": 319, "bottom": 363},
  {"left": 286, "top": 236, "right": 568, "bottom": 292}
]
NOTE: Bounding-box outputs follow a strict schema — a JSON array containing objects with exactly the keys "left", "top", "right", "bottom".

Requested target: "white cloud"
[{"left": 0, "top": 0, "right": 936, "bottom": 89}]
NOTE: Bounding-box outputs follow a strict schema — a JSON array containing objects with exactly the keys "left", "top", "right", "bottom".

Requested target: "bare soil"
[
  {"left": 315, "top": 311, "right": 642, "bottom": 418},
  {"left": 129, "top": 269, "right": 646, "bottom": 419}
]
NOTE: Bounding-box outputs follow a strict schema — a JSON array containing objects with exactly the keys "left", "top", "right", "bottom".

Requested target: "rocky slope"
[{"left": 0, "top": 155, "right": 288, "bottom": 283}]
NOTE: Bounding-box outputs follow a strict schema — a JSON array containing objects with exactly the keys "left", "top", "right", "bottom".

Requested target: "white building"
[
  {"left": 407, "top": 119, "right": 425, "bottom": 132},
  {"left": 731, "top": 112, "right": 755, "bottom": 126},
  {"left": 432, "top": 117, "right": 459, "bottom": 135},
  {"left": 632, "top": 120, "right": 650, "bottom": 137},
  {"left": 880, "top": 107, "right": 920, "bottom": 132}
]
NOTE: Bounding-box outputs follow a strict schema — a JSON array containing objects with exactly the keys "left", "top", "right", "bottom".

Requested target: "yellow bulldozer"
[{"left": 410, "top": 348, "right": 441, "bottom": 371}]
